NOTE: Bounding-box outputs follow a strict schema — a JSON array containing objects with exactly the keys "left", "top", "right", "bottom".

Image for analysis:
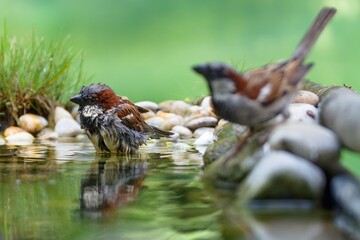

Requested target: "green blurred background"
[{"left": 1, "top": 0, "right": 359, "bottom": 103}]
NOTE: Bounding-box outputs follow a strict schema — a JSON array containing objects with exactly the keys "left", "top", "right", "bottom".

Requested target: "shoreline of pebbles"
[
  {"left": 0, "top": 89, "right": 320, "bottom": 147},
  {"left": 0, "top": 95, "right": 221, "bottom": 146}
]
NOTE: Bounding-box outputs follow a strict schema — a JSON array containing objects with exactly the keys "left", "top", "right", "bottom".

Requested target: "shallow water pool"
[{"left": 0, "top": 139, "right": 348, "bottom": 240}]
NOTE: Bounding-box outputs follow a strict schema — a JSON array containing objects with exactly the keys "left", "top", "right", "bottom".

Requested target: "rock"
[
  {"left": 214, "top": 122, "right": 248, "bottom": 140},
  {"left": 55, "top": 118, "right": 83, "bottom": 137},
  {"left": 168, "top": 132, "right": 180, "bottom": 142},
  {"left": 194, "top": 132, "right": 215, "bottom": 146},
  {"left": 170, "top": 101, "right": 191, "bottom": 116},
  {"left": 5, "top": 132, "right": 34, "bottom": 144},
  {"left": 238, "top": 209, "right": 346, "bottom": 240},
  {"left": 185, "top": 116, "right": 218, "bottom": 130},
  {"left": 321, "top": 87, "right": 360, "bottom": 152},
  {"left": 293, "top": 90, "right": 320, "bottom": 106},
  {"left": 186, "top": 107, "right": 217, "bottom": 121},
  {"left": 268, "top": 123, "right": 340, "bottom": 169},
  {"left": 135, "top": 101, "right": 159, "bottom": 112},
  {"left": 18, "top": 114, "right": 48, "bottom": 134},
  {"left": 238, "top": 151, "right": 325, "bottom": 204},
  {"left": 161, "top": 115, "right": 184, "bottom": 131},
  {"left": 156, "top": 111, "right": 177, "bottom": 119},
  {"left": 71, "top": 105, "right": 80, "bottom": 118},
  {"left": 37, "top": 128, "right": 59, "bottom": 140},
  {"left": 331, "top": 173, "right": 360, "bottom": 223},
  {"left": 203, "top": 135, "right": 238, "bottom": 165},
  {"left": 200, "top": 96, "right": 213, "bottom": 109},
  {"left": 171, "top": 125, "right": 192, "bottom": 139},
  {"left": 141, "top": 110, "right": 156, "bottom": 120},
  {"left": 3, "top": 126, "right": 27, "bottom": 137},
  {"left": 333, "top": 212, "right": 360, "bottom": 240},
  {"left": 158, "top": 100, "right": 174, "bottom": 112},
  {"left": 286, "top": 103, "right": 319, "bottom": 124},
  {"left": 216, "top": 119, "right": 229, "bottom": 128},
  {"left": 54, "top": 106, "right": 74, "bottom": 124},
  {"left": 193, "top": 127, "right": 215, "bottom": 138},
  {"left": 188, "top": 105, "right": 201, "bottom": 115},
  {"left": 158, "top": 100, "right": 191, "bottom": 116},
  {"left": 145, "top": 117, "right": 165, "bottom": 128},
  {"left": 202, "top": 134, "right": 265, "bottom": 188}
]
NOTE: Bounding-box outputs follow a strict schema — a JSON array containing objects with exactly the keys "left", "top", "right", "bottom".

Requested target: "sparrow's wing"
[
  {"left": 226, "top": 65, "right": 281, "bottom": 102},
  {"left": 230, "top": 58, "right": 312, "bottom": 106},
  {"left": 224, "top": 65, "right": 274, "bottom": 102},
  {"left": 115, "top": 103, "right": 148, "bottom": 132},
  {"left": 117, "top": 97, "right": 149, "bottom": 113},
  {"left": 136, "top": 106, "right": 150, "bottom": 113},
  {"left": 225, "top": 67, "right": 248, "bottom": 93}
]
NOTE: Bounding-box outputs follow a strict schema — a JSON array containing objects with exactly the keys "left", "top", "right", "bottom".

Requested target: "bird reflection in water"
[{"left": 80, "top": 153, "right": 150, "bottom": 219}]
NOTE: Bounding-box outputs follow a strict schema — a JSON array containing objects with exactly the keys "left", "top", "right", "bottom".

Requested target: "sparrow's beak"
[
  {"left": 70, "top": 94, "right": 83, "bottom": 105},
  {"left": 192, "top": 65, "right": 207, "bottom": 75}
]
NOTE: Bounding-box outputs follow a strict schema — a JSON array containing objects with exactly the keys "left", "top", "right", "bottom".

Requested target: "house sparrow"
[
  {"left": 193, "top": 7, "right": 336, "bottom": 127},
  {"left": 70, "top": 83, "right": 172, "bottom": 154}
]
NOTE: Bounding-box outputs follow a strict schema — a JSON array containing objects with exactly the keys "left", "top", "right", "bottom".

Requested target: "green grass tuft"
[{"left": 0, "top": 24, "right": 88, "bottom": 125}]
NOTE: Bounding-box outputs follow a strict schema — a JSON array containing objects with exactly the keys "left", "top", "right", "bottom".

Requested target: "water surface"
[{"left": 0, "top": 139, "right": 348, "bottom": 240}]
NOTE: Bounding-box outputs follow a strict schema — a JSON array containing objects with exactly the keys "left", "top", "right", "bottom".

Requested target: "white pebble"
[
  {"left": 54, "top": 106, "right": 74, "bottom": 124},
  {"left": 194, "top": 132, "right": 215, "bottom": 146},
  {"left": 168, "top": 132, "right": 180, "bottom": 141},
  {"left": 5, "top": 132, "right": 34, "bottom": 144},
  {"left": 161, "top": 115, "right": 184, "bottom": 130},
  {"left": 286, "top": 103, "right": 319, "bottom": 124},
  {"left": 193, "top": 127, "right": 215, "bottom": 138},
  {"left": 55, "top": 118, "right": 83, "bottom": 137},
  {"left": 146, "top": 117, "right": 165, "bottom": 128},
  {"left": 200, "top": 96, "right": 213, "bottom": 109},
  {"left": 170, "top": 101, "right": 191, "bottom": 116},
  {"left": 171, "top": 125, "right": 192, "bottom": 139}
]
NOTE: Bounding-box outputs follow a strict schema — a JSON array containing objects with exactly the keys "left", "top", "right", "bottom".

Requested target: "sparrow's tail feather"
[
  {"left": 148, "top": 126, "right": 173, "bottom": 139},
  {"left": 292, "top": 7, "right": 336, "bottom": 61}
]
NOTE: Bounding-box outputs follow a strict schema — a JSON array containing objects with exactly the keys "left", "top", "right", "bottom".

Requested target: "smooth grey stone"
[
  {"left": 321, "top": 87, "right": 360, "bottom": 152},
  {"left": 171, "top": 125, "right": 192, "bottom": 139},
  {"left": 331, "top": 173, "right": 360, "bottom": 223},
  {"left": 238, "top": 151, "right": 325, "bottom": 204},
  {"left": 269, "top": 123, "right": 340, "bottom": 168},
  {"left": 185, "top": 116, "right": 218, "bottom": 130}
]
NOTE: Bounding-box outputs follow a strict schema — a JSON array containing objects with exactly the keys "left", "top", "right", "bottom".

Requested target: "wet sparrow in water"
[{"left": 70, "top": 84, "right": 172, "bottom": 154}]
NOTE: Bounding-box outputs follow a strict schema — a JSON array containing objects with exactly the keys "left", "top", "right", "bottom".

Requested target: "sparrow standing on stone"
[
  {"left": 70, "top": 84, "right": 172, "bottom": 154},
  {"left": 193, "top": 7, "right": 336, "bottom": 127}
]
